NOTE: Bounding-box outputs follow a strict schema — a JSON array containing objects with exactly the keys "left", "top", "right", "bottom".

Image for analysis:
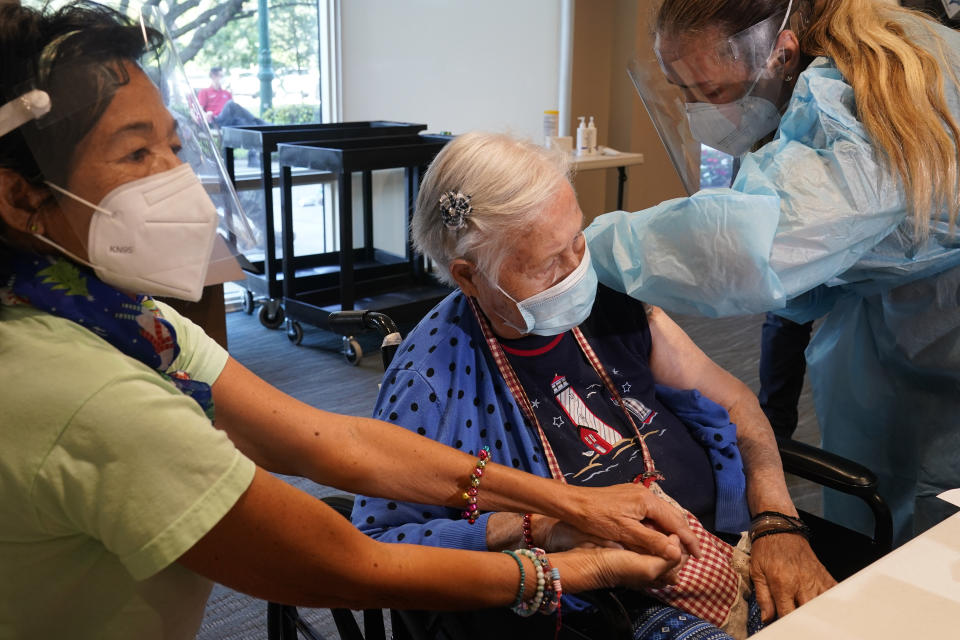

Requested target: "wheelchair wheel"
[{"left": 342, "top": 336, "right": 362, "bottom": 365}]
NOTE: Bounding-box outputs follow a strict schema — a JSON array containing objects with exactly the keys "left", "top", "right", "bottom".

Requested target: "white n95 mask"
[
  {"left": 495, "top": 244, "right": 598, "bottom": 336},
  {"left": 40, "top": 163, "right": 219, "bottom": 301},
  {"left": 684, "top": 96, "right": 782, "bottom": 157}
]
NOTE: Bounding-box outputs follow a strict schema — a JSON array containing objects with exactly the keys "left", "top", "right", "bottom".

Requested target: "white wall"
[
  {"left": 339, "top": 0, "right": 562, "bottom": 256},
  {"left": 340, "top": 0, "right": 561, "bottom": 140}
]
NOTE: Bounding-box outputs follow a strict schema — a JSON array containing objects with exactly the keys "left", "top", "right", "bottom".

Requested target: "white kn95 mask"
[{"left": 39, "top": 163, "right": 219, "bottom": 301}]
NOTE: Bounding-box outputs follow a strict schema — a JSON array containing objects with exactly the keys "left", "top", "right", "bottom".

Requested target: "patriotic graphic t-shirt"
[{"left": 500, "top": 294, "right": 717, "bottom": 530}]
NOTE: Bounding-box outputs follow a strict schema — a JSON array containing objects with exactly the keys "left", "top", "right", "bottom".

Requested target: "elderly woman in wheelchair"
[{"left": 351, "top": 132, "right": 836, "bottom": 639}]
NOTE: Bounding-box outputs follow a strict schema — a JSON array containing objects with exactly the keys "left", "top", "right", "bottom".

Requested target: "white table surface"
[
  {"left": 752, "top": 511, "right": 960, "bottom": 638},
  {"left": 569, "top": 150, "right": 645, "bottom": 170}
]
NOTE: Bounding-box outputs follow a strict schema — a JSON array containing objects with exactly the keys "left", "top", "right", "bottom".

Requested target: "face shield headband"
[
  {"left": 1, "top": 3, "right": 259, "bottom": 297},
  {"left": 0, "top": 91, "right": 51, "bottom": 139},
  {"left": 628, "top": 0, "right": 797, "bottom": 193}
]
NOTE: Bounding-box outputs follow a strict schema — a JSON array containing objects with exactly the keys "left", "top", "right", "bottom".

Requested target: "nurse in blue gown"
[{"left": 587, "top": 0, "right": 960, "bottom": 544}]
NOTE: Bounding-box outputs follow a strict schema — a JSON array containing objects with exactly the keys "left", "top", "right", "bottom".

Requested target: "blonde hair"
[
  {"left": 658, "top": 0, "right": 960, "bottom": 240},
  {"left": 805, "top": 0, "right": 960, "bottom": 239},
  {"left": 412, "top": 132, "right": 571, "bottom": 287}
]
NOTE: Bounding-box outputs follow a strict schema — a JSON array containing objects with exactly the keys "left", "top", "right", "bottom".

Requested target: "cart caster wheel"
[
  {"left": 241, "top": 290, "right": 255, "bottom": 315},
  {"left": 342, "top": 337, "right": 363, "bottom": 366},
  {"left": 258, "top": 304, "right": 285, "bottom": 329},
  {"left": 286, "top": 321, "right": 304, "bottom": 346}
]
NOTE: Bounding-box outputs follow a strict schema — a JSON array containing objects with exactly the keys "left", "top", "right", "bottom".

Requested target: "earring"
[
  {"left": 27, "top": 211, "right": 42, "bottom": 234},
  {"left": 785, "top": 73, "right": 795, "bottom": 82}
]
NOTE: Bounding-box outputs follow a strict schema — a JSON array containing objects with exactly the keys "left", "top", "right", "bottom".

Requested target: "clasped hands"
[{"left": 537, "top": 482, "right": 834, "bottom": 617}]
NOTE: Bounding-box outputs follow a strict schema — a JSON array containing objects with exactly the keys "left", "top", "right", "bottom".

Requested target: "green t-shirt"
[{"left": 0, "top": 301, "right": 256, "bottom": 639}]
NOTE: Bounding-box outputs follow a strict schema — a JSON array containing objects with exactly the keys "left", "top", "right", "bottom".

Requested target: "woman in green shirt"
[{"left": 0, "top": 2, "right": 697, "bottom": 638}]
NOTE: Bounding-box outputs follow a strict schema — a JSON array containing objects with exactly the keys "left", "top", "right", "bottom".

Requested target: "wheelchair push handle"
[
  {"left": 327, "top": 310, "right": 399, "bottom": 336},
  {"left": 326, "top": 310, "right": 369, "bottom": 334},
  {"left": 327, "top": 310, "right": 402, "bottom": 370}
]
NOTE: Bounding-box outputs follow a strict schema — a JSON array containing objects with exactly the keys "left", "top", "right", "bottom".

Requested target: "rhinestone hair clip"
[{"left": 439, "top": 190, "right": 472, "bottom": 231}]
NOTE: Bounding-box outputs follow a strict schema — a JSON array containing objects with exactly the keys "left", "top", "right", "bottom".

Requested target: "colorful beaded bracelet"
[
  {"left": 522, "top": 513, "right": 534, "bottom": 548},
  {"left": 532, "top": 550, "right": 562, "bottom": 639},
  {"left": 512, "top": 548, "right": 546, "bottom": 617},
  {"left": 546, "top": 563, "right": 563, "bottom": 640},
  {"left": 503, "top": 547, "right": 562, "bottom": 623},
  {"left": 533, "top": 547, "right": 563, "bottom": 615},
  {"left": 462, "top": 446, "right": 490, "bottom": 524}
]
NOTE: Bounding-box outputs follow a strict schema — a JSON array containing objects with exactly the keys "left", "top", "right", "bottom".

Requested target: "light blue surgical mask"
[{"left": 493, "top": 245, "right": 598, "bottom": 336}]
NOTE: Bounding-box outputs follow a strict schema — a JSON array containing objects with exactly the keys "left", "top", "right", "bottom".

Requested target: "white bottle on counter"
[
  {"left": 586, "top": 116, "right": 598, "bottom": 155},
  {"left": 576, "top": 116, "right": 587, "bottom": 156},
  {"left": 543, "top": 109, "right": 559, "bottom": 145}
]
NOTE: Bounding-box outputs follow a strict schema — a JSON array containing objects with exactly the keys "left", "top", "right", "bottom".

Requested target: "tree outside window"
[{"left": 30, "top": 0, "right": 322, "bottom": 124}]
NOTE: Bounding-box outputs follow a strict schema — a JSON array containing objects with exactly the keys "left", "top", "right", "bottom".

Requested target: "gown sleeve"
[{"left": 586, "top": 60, "right": 907, "bottom": 318}]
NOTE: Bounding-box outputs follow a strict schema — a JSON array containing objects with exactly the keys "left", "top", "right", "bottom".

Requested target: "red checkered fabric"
[
  {"left": 646, "top": 486, "right": 739, "bottom": 628},
  {"left": 468, "top": 297, "right": 565, "bottom": 477}
]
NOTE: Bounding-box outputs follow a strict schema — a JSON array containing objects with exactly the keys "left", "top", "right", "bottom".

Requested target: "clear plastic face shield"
[
  {"left": 0, "top": 2, "right": 258, "bottom": 301},
  {"left": 628, "top": 1, "right": 797, "bottom": 194}
]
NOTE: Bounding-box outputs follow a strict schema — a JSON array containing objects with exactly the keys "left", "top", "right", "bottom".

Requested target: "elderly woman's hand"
[
  {"left": 531, "top": 515, "right": 623, "bottom": 551},
  {"left": 563, "top": 483, "right": 701, "bottom": 561},
  {"left": 750, "top": 534, "right": 836, "bottom": 622},
  {"left": 551, "top": 544, "right": 686, "bottom": 594}
]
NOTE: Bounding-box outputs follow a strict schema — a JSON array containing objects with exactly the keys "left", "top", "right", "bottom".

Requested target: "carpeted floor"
[{"left": 196, "top": 305, "right": 823, "bottom": 639}]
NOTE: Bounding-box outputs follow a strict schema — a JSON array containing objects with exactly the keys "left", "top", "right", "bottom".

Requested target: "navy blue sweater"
[{"left": 352, "top": 287, "right": 749, "bottom": 549}]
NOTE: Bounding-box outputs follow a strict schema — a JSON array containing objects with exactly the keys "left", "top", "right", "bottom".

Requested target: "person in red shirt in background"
[{"left": 198, "top": 66, "right": 265, "bottom": 128}]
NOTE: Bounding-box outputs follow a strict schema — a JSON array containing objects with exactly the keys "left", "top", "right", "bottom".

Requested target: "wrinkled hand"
[
  {"left": 750, "top": 534, "right": 836, "bottom": 622},
  {"left": 564, "top": 483, "right": 701, "bottom": 561},
  {"left": 552, "top": 543, "right": 686, "bottom": 594},
  {"left": 533, "top": 515, "right": 623, "bottom": 552}
]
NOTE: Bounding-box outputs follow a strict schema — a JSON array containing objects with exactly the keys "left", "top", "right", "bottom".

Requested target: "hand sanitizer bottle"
[
  {"left": 576, "top": 116, "right": 587, "bottom": 156},
  {"left": 586, "top": 116, "right": 598, "bottom": 155}
]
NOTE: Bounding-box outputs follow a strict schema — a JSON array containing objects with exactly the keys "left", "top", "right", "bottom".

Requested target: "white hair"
[{"left": 412, "top": 131, "right": 572, "bottom": 287}]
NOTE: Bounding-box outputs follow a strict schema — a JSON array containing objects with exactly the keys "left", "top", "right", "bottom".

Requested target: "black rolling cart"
[
  {"left": 276, "top": 134, "right": 452, "bottom": 361},
  {"left": 221, "top": 121, "right": 427, "bottom": 329}
]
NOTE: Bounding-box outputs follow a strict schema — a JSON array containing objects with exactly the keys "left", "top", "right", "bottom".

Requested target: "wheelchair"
[{"left": 266, "top": 310, "right": 893, "bottom": 640}]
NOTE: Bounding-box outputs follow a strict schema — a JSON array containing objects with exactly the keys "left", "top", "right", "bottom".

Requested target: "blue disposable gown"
[{"left": 585, "top": 17, "right": 960, "bottom": 544}]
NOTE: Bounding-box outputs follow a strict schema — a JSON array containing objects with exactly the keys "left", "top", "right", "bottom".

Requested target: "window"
[
  {"left": 169, "top": 1, "right": 339, "bottom": 307},
  {"left": 25, "top": 0, "right": 342, "bottom": 309},
  {"left": 700, "top": 145, "right": 735, "bottom": 189}
]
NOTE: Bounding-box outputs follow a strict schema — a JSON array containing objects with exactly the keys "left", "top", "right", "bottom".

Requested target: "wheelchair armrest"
[
  {"left": 777, "top": 437, "right": 893, "bottom": 552},
  {"left": 777, "top": 436, "right": 876, "bottom": 497}
]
